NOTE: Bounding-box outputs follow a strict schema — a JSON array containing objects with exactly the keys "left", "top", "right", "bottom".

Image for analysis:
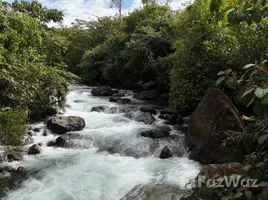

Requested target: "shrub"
[{"left": 0, "top": 107, "right": 27, "bottom": 146}]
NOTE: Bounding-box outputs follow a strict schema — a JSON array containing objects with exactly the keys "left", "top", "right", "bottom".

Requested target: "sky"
[{"left": 5, "top": 0, "right": 188, "bottom": 26}]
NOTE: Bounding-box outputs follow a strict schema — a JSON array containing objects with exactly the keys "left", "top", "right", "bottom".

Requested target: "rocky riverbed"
[{"left": 0, "top": 85, "right": 200, "bottom": 200}]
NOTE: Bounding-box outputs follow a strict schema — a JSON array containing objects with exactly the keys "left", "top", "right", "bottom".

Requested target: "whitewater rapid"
[{"left": 4, "top": 85, "right": 200, "bottom": 200}]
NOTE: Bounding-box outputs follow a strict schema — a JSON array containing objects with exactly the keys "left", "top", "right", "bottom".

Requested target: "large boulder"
[
  {"left": 134, "top": 90, "right": 159, "bottom": 100},
  {"left": 135, "top": 113, "right": 155, "bottom": 124},
  {"left": 188, "top": 88, "right": 246, "bottom": 164},
  {"left": 46, "top": 116, "right": 86, "bottom": 134}
]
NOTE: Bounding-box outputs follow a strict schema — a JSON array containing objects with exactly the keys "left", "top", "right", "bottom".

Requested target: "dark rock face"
[
  {"left": 140, "top": 106, "right": 157, "bottom": 115},
  {"left": 159, "top": 146, "right": 173, "bottom": 159},
  {"left": 134, "top": 90, "right": 159, "bottom": 100},
  {"left": 46, "top": 116, "right": 86, "bottom": 134},
  {"left": 90, "top": 106, "right": 108, "bottom": 113},
  {"left": 135, "top": 112, "right": 155, "bottom": 124},
  {"left": 140, "top": 129, "right": 170, "bottom": 138},
  {"left": 28, "top": 144, "right": 41, "bottom": 155},
  {"left": 188, "top": 88, "right": 246, "bottom": 164}
]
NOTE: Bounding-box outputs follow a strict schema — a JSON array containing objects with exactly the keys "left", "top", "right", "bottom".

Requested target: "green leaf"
[
  {"left": 261, "top": 94, "right": 268, "bottom": 105},
  {"left": 255, "top": 87, "right": 268, "bottom": 98},
  {"left": 252, "top": 12, "right": 261, "bottom": 23},
  {"left": 242, "top": 86, "right": 255, "bottom": 98},
  {"left": 243, "top": 63, "right": 255, "bottom": 69},
  {"left": 221, "top": 197, "right": 229, "bottom": 200},
  {"left": 253, "top": 100, "right": 263, "bottom": 114},
  {"left": 215, "top": 76, "right": 226, "bottom": 86},
  {"left": 255, "top": 162, "right": 265, "bottom": 168},
  {"left": 247, "top": 97, "right": 255, "bottom": 107},
  {"left": 244, "top": 191, "right": 252, "bottom": 200},
  {"left": 258, "top": 182, "right": 268, "bottom": 187},
  {"left": 233, "top": 192, "right": 243, "bottom": 198},
  {"left": 258, "top": 134, "right": 268, "bottom": 145}
]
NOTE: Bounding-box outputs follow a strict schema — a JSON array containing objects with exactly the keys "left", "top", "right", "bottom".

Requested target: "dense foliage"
[
  {"left": 0, "top": 0, "right": 75, "bottom": 145},
  {"left": 63, "top": 0, "right": 267, "bottom": 113}
]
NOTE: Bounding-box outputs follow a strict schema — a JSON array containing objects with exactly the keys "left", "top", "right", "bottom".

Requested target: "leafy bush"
[
  {"left": 217, "top": 55, "right": 268, "bottom": 116},
  {"left": 0, "top": 2, "right": 76, "bottom": 120},
  {"left": 0, "top": 108, "right": 27, "bottom": 146}
]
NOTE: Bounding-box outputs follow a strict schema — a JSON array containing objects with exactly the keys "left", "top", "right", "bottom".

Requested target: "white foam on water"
[{"left": 4, "top": 85, "right": 200, "bottom": 200}]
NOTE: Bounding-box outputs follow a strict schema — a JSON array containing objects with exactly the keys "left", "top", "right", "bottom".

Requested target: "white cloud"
[{"left": 8, "top": 0, "right": 189, "bottom": 26}]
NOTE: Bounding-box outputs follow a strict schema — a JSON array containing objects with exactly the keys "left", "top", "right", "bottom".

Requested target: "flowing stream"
[{"left": 4, "top": 85, "right": 200, "bottom": 200}]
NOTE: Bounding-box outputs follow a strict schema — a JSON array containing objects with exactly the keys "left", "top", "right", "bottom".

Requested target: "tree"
[
  {"left": 109, "top": 0, "right": 123, "bottom": 21},
  {"left": 11, "top": 0, "right": 63, "bottom": 23}
]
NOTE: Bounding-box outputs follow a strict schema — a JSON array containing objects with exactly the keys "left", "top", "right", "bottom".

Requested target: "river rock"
[
  {"left": 159, "top": 146, "right": 173, "bottom": 159},
  {"left": 16, "top": 166, "right": 26, "bottom": 173},
  {"left": 91, "top": 86, "right": 113, "bottom": 96},
  {"left": 56, "top": 135, "right": 69, "bottom": 147},
  {"left": 47, "top": 141, "right": 56, "bottom": 147},
  {"left": 159, "top": 93, "right": 169, "bottom": 101},
  {"left": 160, "top": 107, "right": 179, "bottom": 115},
  {"left": 199, "top": 162, "right": 245, "bottom": 177},
  {"left": 134, "top": 90, "right": 159, "bottom": 100},
  {"left": 21, "top": 135, "right": 34, "bottom": 146},
  {"left": 135, "top": 113, "right": 155, "bottom": 124},
  {"left": 90, "top": 106, "right": 108, "bottom": 113},
  {"left": 121, "top": 98, "right": 131, "bottom": 104},
  {"left": 33, "top": 128, "right": 41, "bottom": 132},
  {"left": 3, "top": 166, "right": 15, "bottom": 173},
  {"left": 188, "top": 88, "right": 246, "bottom": 164},
  {"left": 140, "top": 129, "right": 170, "bottom": 138},
  {"left": 7, "top": 152, "right": 23, "bottom": 162},
  {"left": 28, "top": 144, "right": 41, "bottom": 155},
  {"left": 123, "top": 185, "right": 191, "bottom": 200},
  {"left": 46, "top": 116, "right": 86, "bottom": 134},
  {"left": 74, "top": 100, "right": 85, "bottom": 103},
  {"left": 109, "top": 97, "right": 120, "bottom": 102},
  {"left": 140, "top": 106, "right": 157, "bottom": 115},
  {"left": 125, "top": 111, "right": 135, "bottom": 120}
]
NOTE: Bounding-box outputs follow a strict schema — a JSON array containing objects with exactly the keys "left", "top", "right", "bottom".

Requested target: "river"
[{"left": 4, "top": 85, "right": 200, "bottom": 200}]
